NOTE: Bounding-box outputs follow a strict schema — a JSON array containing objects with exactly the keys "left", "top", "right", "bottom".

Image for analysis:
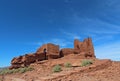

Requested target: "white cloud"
[
  {"left": 50, "top": 38, "right": 71, "bottom": 47},
  {"left": 32, "top": 38, "right": 72, "bottom": 48},
  {"left": 95, "top": 41, "right": 120, "bottom": 61},
  {"left": 63, "top": 32, "right": 80, "bottom": 39}
]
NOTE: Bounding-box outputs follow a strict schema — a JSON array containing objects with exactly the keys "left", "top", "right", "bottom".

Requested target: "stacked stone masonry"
[{"left": 9, "top": 38, "right": 95, "bottom": 69}]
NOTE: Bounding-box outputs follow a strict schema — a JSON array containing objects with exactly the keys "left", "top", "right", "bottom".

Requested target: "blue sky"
[{"left": 0, "top": 0, "right": 120, "bottom": 67}]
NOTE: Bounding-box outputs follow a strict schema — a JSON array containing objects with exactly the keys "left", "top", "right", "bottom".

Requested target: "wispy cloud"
[
  {"left": 92, "top": 35, "right": 113, "bottom": 43},
  {"left": 63, "top": 31, "right": 81, "bottom": 39},
  {"left": 88, "top": 19, "right": 120, "bottom": 34},
  {"left": 68, "top": 13, "right": 120, "bottom": 61},
  {"left": 70, "top": 10, "right": 120, "bottom": 35},
  {"left": 69, "top": 13, "right": 120, "bottom": 42},
  {"left": 105, "top": 0, "right": 120, "bottom": 10},
  {"left": 31, "top": 38, "right": 72, "bottom": 48},
  {"left": 86, "top": 19, "right": 119, "bottom": 35},
  {"left": 60, "top": 29, "right": 81, "bottom": 39},
  {"left": 49, "top": 38, "right": 72, "bottom": 47},
  {"left": 95, "top": 41, "right": 120, "bottom": 61}
]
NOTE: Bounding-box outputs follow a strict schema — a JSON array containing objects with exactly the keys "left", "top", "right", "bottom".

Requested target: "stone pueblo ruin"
[{"left": 9, "top": 37, "right": 95, "bottom": 69}]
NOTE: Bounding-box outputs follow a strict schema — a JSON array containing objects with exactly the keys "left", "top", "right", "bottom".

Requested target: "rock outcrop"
[
  {"left": 36, "top": 43, "right": 60, "bottom": 59},
  {"left": 9, "top": 43, "right": 59, "bottom": 69},
  {"left": 9, "top": 37, "right": 96, "bottom": 69},
  {"left": 9, "top": 53, "right": 45, "bottom": 69},
  {"left": 74, "top": 37, "right": 95, "bottom": 58},
  {"left": 59, "top": 48, "right": 74, "bottom": 57},
  {"left": 59, "top": 37, "right": 95, "bottom": 58}
]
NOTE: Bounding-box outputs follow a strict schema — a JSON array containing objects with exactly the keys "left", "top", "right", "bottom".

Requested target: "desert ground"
[{"left": 0, "top": 54, "right": 120, "bottom": 81}]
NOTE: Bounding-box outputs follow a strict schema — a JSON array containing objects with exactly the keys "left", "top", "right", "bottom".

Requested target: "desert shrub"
[
  {"left": 0, "top": 68, "right": 13, "bottom": 75},
  {"left": 64, "top": 62, "right": 72, "bottom": 68},
  {"left": 19, "top": 67, "right": 27, "bottom": 73},
  {"left": 12, "top": 68, "right": 20, "bottom": 73},
  {"left": 81, "top": 60, "right": 93, "bottom": 67},
  {"left": 27, "top": 66, "right": 34, "bottom": 71},
  {"left": 52, "top": 64, "right": 62, "bottom": 73},
  {"left": 0, "top": 66, "right": 34, "bottom": 75},
  {"left": 19, "top": 67, "right": 34, "bottom": 73}
]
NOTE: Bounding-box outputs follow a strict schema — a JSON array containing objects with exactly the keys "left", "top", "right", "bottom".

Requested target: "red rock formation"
[
  {"left": 59, "top": 38, "right": 95, "bottom": 58},
  {"left": 36, "top": 43, "right": 60, "bottom": 59},
  {"left": 36, "top": 44, "right": 47, "bottom": 54},
  {"left": 9, "top": 53, "right": 45, "bottom": 69},
  {"left": 9, "top": 38, "right": 95, "bottom": 69},
  {"left": 60, "top": 48, "right": 74, "bottom": 57},
  {"left": 74, "top": 37, "right": 95, "bottom": 58},
  {"left": 9, "top": 43, "right": 59, "bottom": 69}
]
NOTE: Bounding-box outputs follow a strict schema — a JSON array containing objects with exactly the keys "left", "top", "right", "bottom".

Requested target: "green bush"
[
  {"left": 64, "top": 62, "right": 72, "bottom": 68},
  {"left": 81, "top": 60, "right": 93, "bottom": 67},
  {"left": 19, "top": 67, "right": 27, "bottom": 73},
  {"left": 52, "top": 64, "right": 62, "bottom": 73},
  {"left": 19, "top": 67, "right": 34, "bottom": 73},
  {"left": 0, "top": 68, "right": 12, "bottom": 75},
  {"left": 0, "top": 66, "right": 34, "bottom": 75},
  {"left": 12, "top": 69, "right": 20, "bottom": 73},
  {"left": 27, "top": 66, "right": 34, "bottom": 71}
]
